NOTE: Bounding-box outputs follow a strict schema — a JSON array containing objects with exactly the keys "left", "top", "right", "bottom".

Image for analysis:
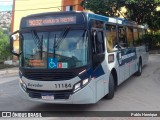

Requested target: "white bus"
[{"left": 10, "top": 11, "right": 149, "bottom": 104}]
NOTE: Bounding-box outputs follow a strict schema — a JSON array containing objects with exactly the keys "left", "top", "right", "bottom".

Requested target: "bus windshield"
[{"left": 22, "top": 29, "right": 90, "bottom": 69}]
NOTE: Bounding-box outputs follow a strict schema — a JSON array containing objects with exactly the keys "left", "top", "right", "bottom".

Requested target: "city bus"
[{"left": 10, "top": 11, "right": 149, "bottom": 104}]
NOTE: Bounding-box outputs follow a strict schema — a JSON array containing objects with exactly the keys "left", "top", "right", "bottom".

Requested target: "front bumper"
[{"left": 19, "top": 81, "right": 95, "bottom": 104}]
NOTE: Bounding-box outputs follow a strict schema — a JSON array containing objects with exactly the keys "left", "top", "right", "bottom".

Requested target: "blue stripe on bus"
[
  {"left": 91, "top": 65, "right": 105, "bottom": 78},
  {"left": 78, "top": 65, "right": 105, "bottom": 80},
  {"left": 88, "top": 13, "right": 108, "bottom": 22}
]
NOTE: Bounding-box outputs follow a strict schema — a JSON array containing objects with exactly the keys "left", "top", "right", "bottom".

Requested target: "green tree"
[
  {"left": 147, "top": 10, "right": 160, "bottom": 32},
  {"left": 81, "top": 0, "right": 160, "bottom": 26},
  {"left": 121, "top": 0, "right": 160, "bottom": 24},
  {"left": 81, "top": 0, "right": 123, "bottom": 17},
  {"left": 0, "top": 27, "right": 11, "bottom": 61}
]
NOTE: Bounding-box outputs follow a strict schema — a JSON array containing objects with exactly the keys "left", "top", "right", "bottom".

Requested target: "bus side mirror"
[
  {"left": 97, "top": 31, "right": 103, "bottom": 44},
  {"left": 93, "top": 53, "right": 105, "bottom": 69},
  {"left": 9, "top": 31, "right": 22, "bottom": 57},
  {"left": 115, "top": 44, "right": 121, "bottom": 50}
]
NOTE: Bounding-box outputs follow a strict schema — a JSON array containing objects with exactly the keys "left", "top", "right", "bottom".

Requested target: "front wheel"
[{"left": 105, "top": 73, "right": 115, "bottom": 99}]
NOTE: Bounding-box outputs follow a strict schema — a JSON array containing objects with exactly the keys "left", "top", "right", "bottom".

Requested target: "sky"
[{"left": 0, "top": 0, "right": 13, "bottom": 11}]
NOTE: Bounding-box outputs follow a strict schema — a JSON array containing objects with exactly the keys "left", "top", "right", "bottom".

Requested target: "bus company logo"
[
  {"left": 118, "top": 52, "right": 136, "bottom": 65},
  {"left": 28, "top": 83, "right": 43, "bottom": 88}
]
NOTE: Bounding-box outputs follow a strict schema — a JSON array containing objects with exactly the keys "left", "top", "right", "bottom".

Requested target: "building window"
[{"left": 66, "top": 6, "right": 73, "bottom": 11}]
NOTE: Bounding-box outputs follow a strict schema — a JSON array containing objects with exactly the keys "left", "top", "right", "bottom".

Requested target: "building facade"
[
  {"left": 62, "top": 0, "right": 83, "bottom": 11},
  {"left": 11, "top": 0, "right": 84, "bottom": 32}
]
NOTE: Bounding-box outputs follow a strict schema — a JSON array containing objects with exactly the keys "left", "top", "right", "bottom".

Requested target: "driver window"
[{"left": 92, "top": 30, "right": 105, "bottom": 54}]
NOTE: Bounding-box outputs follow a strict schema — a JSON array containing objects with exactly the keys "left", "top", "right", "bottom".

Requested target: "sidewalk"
[
  {"left": 0, "top": 67, "right": 19, "bottom": 78},
  {"left": 149, "top": 50, "right": 160, "bottom": 54}
]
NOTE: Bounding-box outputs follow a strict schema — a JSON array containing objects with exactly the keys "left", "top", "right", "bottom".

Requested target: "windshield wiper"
[
  {"left": 31, "top": 30, "right": 43, "bottom": 59},
  {"left": 53, "top": 27, "right": 70, "bottom": 58},
  {"left": 53, "top": 34, "right": 56, "bottom": 58},
  {"left": 55, "top": 26, "right": 70, "bottom": 49}
]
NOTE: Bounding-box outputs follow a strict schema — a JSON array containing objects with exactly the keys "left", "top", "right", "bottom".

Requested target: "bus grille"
[
  {"left": 23, "top": 71, "right": 75, "bottom": 81},
  {"left": 27, "top": 89, "right": 72, "bottom": 100}
]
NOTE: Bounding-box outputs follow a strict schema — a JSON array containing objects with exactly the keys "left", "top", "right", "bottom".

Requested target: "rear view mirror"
[
  {"left": 10, "top": 31, "right": 22, "bottom": 56},
  {"left": 93, "top": 53, "right": 105, "bottom": 69},
  {"left": 97, "top": 31, "right": 103, "bottom": 44}
]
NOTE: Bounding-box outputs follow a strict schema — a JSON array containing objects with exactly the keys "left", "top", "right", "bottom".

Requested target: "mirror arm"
[
  {"left": 115, "top": 44, "right": 121, "bottom": 50},
  {"left": 10, "top": 30, "right": 20, "bottom": 36},
  {"left": 12, "top": 51, "right": 20, "bottom": 57}
]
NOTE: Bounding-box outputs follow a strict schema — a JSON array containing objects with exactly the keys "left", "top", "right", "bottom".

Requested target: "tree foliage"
[
  {"left": 80, "top": 0, "right": 160, "bottom": 30},
  {"left": 122, "top": 0, "right": 160, "bottom": 24},
  {"left": 81, "top": 0, "right": 123, "bottom": 17},
  {"left": 147, "top": 10, "right": 160, "bottom": 32},
  {"left": 0, "top": 27, "right": 11, "bottom": 61}
]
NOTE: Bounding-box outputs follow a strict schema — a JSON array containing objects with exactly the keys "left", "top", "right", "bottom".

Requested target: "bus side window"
[
  {"left": 118, "top": 26, "right": 127, "bottom": 48},
  {"left": 126, "top": 27, "right": 134, "bottom": 47},
  {"left": 96, "top": 31, "right": 105, "bottom": 53},
  {"left": 133, "top": 28, "right": 139, "bottom": 46},
  {"left": 105, "top": 24, "right": 117, "bottom": 52},
  {"left": 139, "top": 29, "right": 143, "bottom": 39}
]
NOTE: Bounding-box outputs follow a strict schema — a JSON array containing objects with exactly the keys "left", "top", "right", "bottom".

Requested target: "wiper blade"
[
  {"left": 53, "top": 27, "right": 70, "bottom": 59},
  {"left": 54, "top": 26, "right": 70, "bottom": 48},
  {"left": 31, "top": 30, "right": 43, "bottom": 59},
  {"left": 31, "top": 30, "right": 41, "bottom": 48}
]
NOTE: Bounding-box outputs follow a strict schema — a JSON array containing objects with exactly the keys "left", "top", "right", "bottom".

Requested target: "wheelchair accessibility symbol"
[{"left": 48, "top": 58, "right": 58, "bottom": 69}]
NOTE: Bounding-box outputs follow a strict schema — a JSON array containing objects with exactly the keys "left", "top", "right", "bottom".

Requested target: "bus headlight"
[
  {"left": 74, "top": 78, "right": 90, "bottom": 92},
  {"left": 74, "top": 83, "right": 81, "bottom": 92},
  {"left": 82, "top": 78, "right": 89, "bottom": 85}
]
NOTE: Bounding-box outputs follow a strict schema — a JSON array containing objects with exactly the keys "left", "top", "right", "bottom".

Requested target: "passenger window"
[
  {"left": 90, "top": 20, "right": 104, "bottom": 29},
  {"left": 118, "top": 26, "right": 127, "bottom": 48},
  {"left": 126, "top": 27, "right": 134, "bottom": 47},
  {"left": 133, "top": 28, "right": 139, "bottom": 46},
  {"left": 136, "top": 28, "right": 146, "bottom": 46},
  {"left": 139, "top": 29, "right": 143, "bottom": 39},
  {"left": 106, "top": 24, "right": 117, "bottom": 52}
]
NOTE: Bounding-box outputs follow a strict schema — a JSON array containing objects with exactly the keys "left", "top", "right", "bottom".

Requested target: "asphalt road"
[{"left": 0, "top": 54, "right": 160, "bottom": 114}]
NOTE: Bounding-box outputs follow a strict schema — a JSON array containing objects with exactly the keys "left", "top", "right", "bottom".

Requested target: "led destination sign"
[{"left": 27, "top": 16, "right": 76, "bottom": 27}]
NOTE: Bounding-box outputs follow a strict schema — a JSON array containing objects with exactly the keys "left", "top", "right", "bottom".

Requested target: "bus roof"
[{"left": 21, "top": 11, "right": 145, "bottom": 29}]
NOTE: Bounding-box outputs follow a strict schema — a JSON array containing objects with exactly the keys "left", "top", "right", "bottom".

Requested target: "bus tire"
[
  {"left": 136, "top": 60, "right": 142, "bottom": 76},
  {"left": 106, "top": 73, "right": 115, "bottom": 99}
]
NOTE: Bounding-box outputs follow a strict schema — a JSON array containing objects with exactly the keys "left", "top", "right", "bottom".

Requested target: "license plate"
[{"left": 41, "top": 94, "right": 54, "bottom": 100}]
